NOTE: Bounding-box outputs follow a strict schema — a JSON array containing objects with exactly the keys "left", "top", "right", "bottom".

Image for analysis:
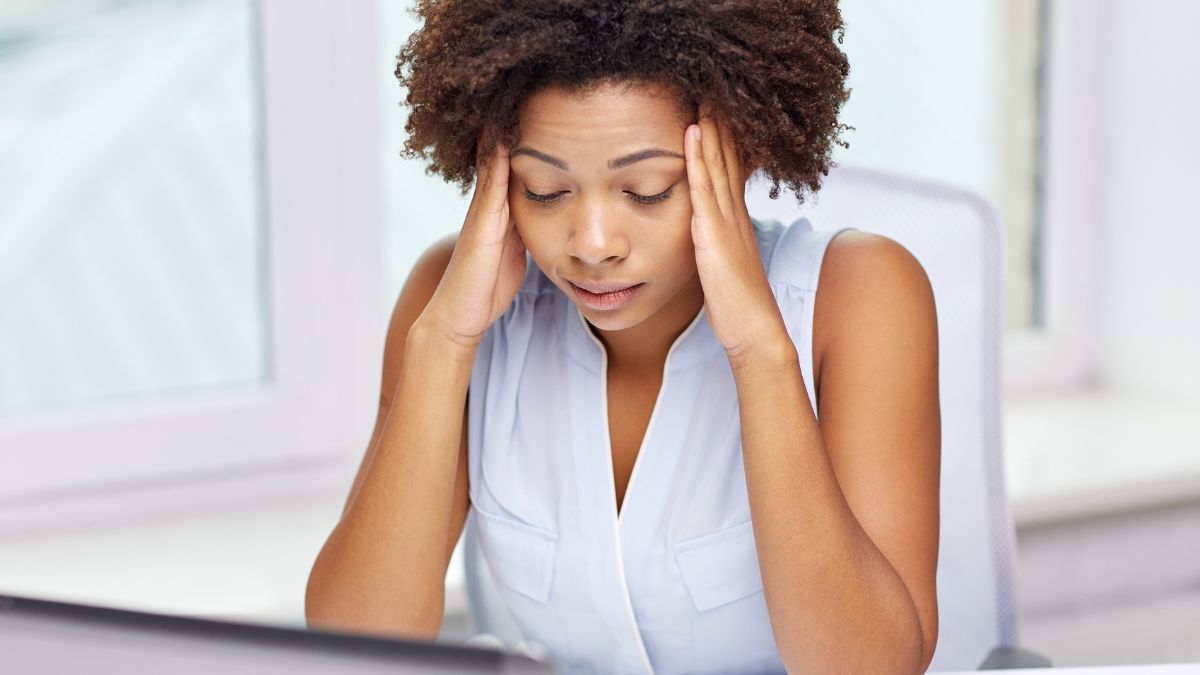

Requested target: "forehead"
[{"left": 516, "top": 81, "right": 690, "bottom": 149}]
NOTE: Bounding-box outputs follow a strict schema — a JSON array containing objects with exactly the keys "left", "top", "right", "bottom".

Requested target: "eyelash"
[{"left": 521, "top": 186, "right": 674, "bottom": 206}]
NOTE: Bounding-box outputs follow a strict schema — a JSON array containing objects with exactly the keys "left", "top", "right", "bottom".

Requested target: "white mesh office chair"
[{"left": 462, "top": 164, "right": 1052, "bottom": 671}]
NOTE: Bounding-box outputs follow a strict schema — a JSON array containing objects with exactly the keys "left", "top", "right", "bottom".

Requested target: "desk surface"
[{"left": 937, "top": 664, "right": 1200, "bottom": 674}]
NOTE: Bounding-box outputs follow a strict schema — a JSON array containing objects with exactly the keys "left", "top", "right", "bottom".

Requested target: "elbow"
[
  {"left": 305, "top": 595, "right": 443, "bottom": 642},
  {"left": 916, "top": 617, "right": 938, "bottom": 674},
  {"left": 305, "top": 559, "right": 443, "bottom": 641},
  {"left": 894, "top": 610, "right": 934, "bottom": 675},
  {"left": 303, "top": 529, "right": 445, "bottom": 641},
  {"left": 778, "top": 615, "right": 929, "bottom": 675},
  {"left": 912, "top": 592, "right": 938, "bottom": 674},
  {"left": 303, "top": 573, "right": 334, "bottom": 631},
  {"left": 303, "top": 543, "right": 339, "bottom": 629},
  {"left": 888, "top": 604, "right": 933, "bottom": 675}
]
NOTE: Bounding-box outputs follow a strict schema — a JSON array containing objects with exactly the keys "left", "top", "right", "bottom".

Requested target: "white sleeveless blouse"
[{"left": 465, "top": 216, "right": 854, "bottom": 674}]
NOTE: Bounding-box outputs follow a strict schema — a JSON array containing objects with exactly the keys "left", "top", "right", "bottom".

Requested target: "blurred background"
[{"left": 1, "top": 0, "right": 1197, "bottom": 667}]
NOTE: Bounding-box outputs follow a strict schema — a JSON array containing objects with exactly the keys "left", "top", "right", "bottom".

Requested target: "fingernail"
[{"left": 691, "top": 126, "right": 701, "bottom": 142}]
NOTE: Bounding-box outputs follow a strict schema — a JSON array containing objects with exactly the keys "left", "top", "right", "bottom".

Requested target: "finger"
[
  {"left": 698, "top": 108, "right": 735, "bottom": 222},
  {"left": 503, "top": 211, "right": 525, "bottom": 258},
  {"left": 466, "top": 137, "right": 491, "bottom": 220},
  {"left": 717, "top": 116, "right": 747, "bottom": 212},
  {"left": 715, "top": 117, "right": 755, "bottom": 246},
  {"left": 467, "top": 142, "right": 510, "bottom": 233},
  {"left": 685, "top": 122, "right": 722, "bottom": 246},
  {"left": 482, "top": 143, "right": 511, "bottom": 216}
]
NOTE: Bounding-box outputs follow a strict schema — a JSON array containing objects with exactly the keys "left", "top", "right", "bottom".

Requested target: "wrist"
[
  {"left": 727, "top": 327, "right": 797, "bottom": 374},
  {"left": 408, "top": 314, "right": 480, "bottom": 365}
]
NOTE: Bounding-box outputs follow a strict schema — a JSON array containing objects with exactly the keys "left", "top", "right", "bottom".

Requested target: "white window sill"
[
  {"left": 1005, "top": 385, "right": 1200, "bottom": 527},
  {"left": 4, "top": 385, "right": 1193, "bottom": 634},
  {"left": 0, "top": 492, "right": 470, "bottom": 633}
]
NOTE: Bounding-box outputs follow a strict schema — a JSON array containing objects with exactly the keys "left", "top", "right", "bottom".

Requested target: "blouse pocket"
[
  {"left": 470, "top": 503, "right": 559, "bottom": 604},
  {"left": 673, "top": 519, "right": 765, "bottom": 612}
]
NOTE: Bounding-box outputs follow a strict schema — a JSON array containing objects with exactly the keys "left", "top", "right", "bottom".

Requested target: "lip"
[
  {"left": 569, "top": 279, "right": 642, "bottom": 294},
  {"left": 568, "top": 280, "right": 645, "bottom": 311}
]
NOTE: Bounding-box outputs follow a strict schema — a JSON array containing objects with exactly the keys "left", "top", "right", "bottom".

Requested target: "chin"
[{"left": 575, "top": 302, "right": 649, "bottom": 333}]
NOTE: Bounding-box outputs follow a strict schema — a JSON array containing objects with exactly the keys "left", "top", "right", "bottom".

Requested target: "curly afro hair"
[{"left": 394, "top": 0, "right": 852, "bottom": 206}]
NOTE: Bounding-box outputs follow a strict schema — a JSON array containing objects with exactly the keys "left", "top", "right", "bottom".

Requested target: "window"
[
  {"left": 834, "top": 0, "right": 1046, "bottom": 335},
  {"left": 0, "top": 1, "right": 383, "bottom": 528},
  {"left": 0, "top": 0, "right": 271, "bottom": 417}
]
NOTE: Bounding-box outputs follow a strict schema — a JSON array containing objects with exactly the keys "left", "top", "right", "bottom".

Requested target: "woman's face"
[{"left": 508, "top": 81, "right": 699, "bottom": 334}]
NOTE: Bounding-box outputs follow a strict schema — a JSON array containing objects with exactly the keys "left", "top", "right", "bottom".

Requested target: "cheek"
[
  {"left": 671, "top": 234, "right": 699, "bottom": 272},
  {"left": 512, "top": 219, "right": 537, "bottom": 251},
  {"left": 641, "top": 218, "right": 699, "bottom": 272},
  {"left": 505, "top": 191, "right": 532, "bottom": 234},
  {"left": 664, "top": 208, "right": 697, "bottom": 249},
  {"left": 509, "top": 213, "right": 556, "bottom": 266}
]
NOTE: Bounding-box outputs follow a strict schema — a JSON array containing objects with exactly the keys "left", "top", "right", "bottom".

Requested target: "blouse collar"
[{"left": 559, "top": 290, "right": 722, "bottom": 374}]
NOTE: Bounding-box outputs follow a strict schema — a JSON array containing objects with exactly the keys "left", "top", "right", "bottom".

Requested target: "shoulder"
[
  {"left": 812, "top": 229, "right": 938, "bottom": 394},
  {"left": 820, "top": 229, "right": 933, "bottom": 303},
  {"left": 380, "top": 232, "right": 461, "bottom": 382},
  {"left": 390, "top": 232, "right": 459, "bottom": 329},
  {"left": 382, "top": 233, "right": 459, "bottom": 336},
  {"left": 413, "top": 232, "right": 459, "bottom": 280}
]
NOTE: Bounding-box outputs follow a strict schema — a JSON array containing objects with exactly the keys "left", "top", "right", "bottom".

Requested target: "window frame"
[
  {"left": 1002, "top": 0, "right": 1107, "bottom": 397},
  {"left": 0, "top": 1, "right": 385, "bottom": 535}
]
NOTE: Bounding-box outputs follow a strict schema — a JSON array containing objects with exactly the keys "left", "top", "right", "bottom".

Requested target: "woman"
[{"left": 306, "top": 2, "right": 941, "bottom": 673}]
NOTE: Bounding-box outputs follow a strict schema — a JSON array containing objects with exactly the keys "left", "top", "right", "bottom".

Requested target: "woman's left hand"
[{"left": 685, "top": 106, "right": 791, "bottom": 366}]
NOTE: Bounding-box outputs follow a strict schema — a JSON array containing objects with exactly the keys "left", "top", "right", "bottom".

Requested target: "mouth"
[
  {"left": 568, "top": 279, "right": 641, "bottom": 294},
  {"left": 567, "top": 280, "right": 646, "bottom": 311}
]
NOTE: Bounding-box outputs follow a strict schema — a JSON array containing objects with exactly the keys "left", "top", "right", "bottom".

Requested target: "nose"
[{"left": 564, "top": 197, "right": 629, "bottom": 265}]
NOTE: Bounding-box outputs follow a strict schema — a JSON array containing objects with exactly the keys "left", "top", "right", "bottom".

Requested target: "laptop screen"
[{"left": 0, "top": 594, "right": 553, "bottom": 674}]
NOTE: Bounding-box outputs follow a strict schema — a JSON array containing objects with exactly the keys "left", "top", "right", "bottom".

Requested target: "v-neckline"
[
  {"left": 574, "top": 303, "right": 709, "bottom": 527},
  {"left": 606, "top": 366, "right": 666, "bottom": 520}
]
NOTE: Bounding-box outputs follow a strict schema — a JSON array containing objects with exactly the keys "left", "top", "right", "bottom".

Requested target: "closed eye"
[
  {"left": 520, "top": 186, "right": 674, "bottom": 206},
  {"left": 521, "top": 187, "right": 565, "bottom": 205},
  {"left": 629, "top": 187, "right": 673, "bottom": 205}
]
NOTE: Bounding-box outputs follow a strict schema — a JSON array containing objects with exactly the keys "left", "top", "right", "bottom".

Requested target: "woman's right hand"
[{"left": 418, "top": 140, "right": 528, "bottom": 350}]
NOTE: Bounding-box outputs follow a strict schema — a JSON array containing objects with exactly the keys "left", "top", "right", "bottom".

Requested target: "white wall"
[{"left": 1098, "top": 0, "right": 1200, "bottom": 402}]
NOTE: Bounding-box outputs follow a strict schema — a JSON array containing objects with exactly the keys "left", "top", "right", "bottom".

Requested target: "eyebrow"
[{"left": 510, "top": 147, "right": 684, "bottom": 171}]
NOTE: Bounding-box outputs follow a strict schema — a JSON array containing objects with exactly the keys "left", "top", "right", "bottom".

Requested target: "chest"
[
  {"left": 605, "top": 369, "right": 663, "bottom": 516},
  {"left": 599, "top": 337, "right": 827, "bottom": 518}
]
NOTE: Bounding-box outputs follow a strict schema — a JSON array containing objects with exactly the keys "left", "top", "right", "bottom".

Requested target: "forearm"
[
  {"left": 731, "top": 335, "right": 925, "bottom": 675},
  {"left": 305, "top": 321, "right": 475, "bottom": 638}
]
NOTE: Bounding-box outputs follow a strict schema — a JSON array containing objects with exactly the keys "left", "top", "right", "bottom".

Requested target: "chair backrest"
[
  {"left": 462, "top": 164, "right": 1021, "bottom": 672},
  {"left": 748, "top": 165, "right": 1019, "bottom": 671}
]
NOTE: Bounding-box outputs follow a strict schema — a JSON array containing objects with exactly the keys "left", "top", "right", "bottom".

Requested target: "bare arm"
[
  {"left": 307, "top": 139, "right": 524, "bottom": 640},
  {"left": 305, "top": 234, "right": 473, "bottom": 640},
  {"left": 734, "top": 232, "right": 941, "bottom": 675}
]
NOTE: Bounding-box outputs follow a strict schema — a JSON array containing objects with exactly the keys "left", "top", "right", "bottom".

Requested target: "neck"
[{"left": 587, "top": 273, "right": 706, "bottom": 374}]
